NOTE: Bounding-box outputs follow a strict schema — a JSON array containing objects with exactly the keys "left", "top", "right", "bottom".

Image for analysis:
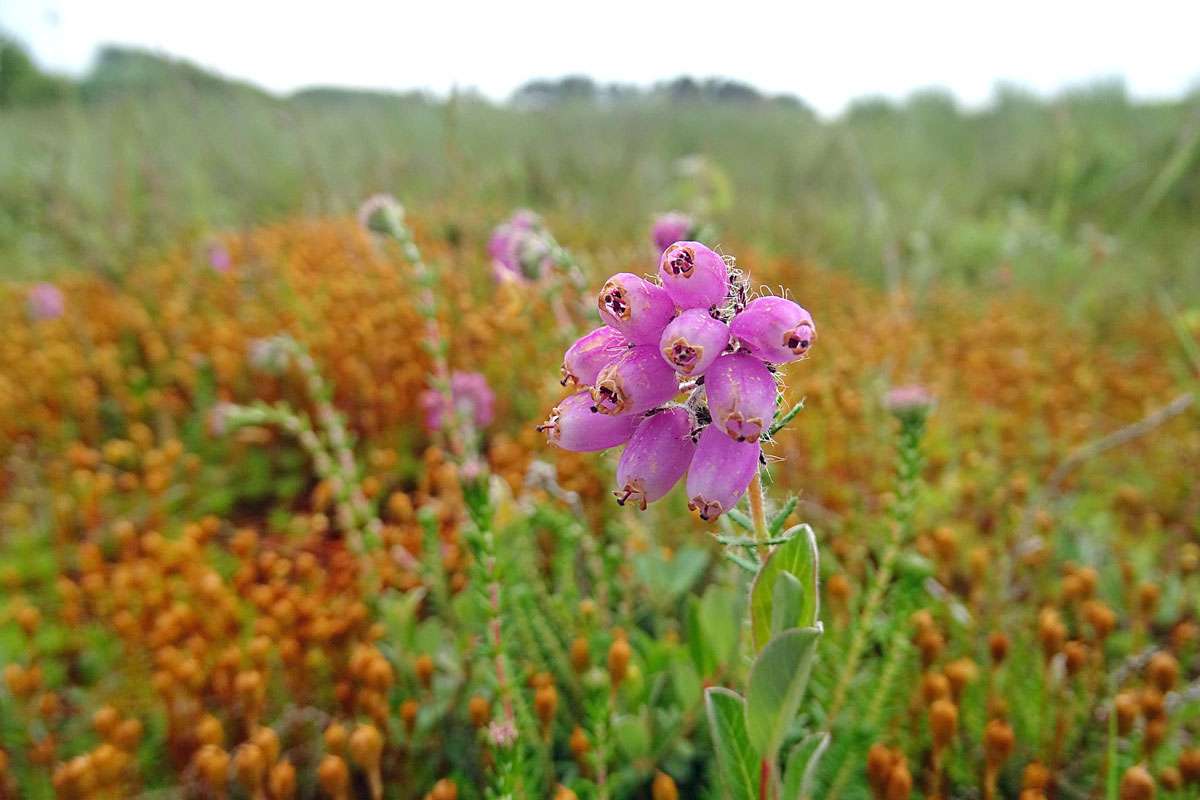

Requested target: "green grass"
[{"left": 1, "top": 46, "right": 1198, "bottom": 319}]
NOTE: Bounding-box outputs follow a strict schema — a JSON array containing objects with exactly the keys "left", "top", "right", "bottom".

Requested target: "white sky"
[{"left": 2, "top": 0, "right": 1198, "bottom": 116}]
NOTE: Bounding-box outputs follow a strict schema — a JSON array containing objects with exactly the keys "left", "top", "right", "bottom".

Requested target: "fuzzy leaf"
[
  {"left": 782, "top": 732, "right": 831, "bottom": 800},
  {"left": 768, "top": 495, "right": 799, "bottom": 536},
  {"left": 770, "top": 571, "right": 804, "bottom": 639},
  {"left": 705, "top": 687, "right": 760, "bottom": 800},
  {"left": 745, "top": 625, "right": 822, "bottom": 761},
  {"left": 750, "top": 524, "right": 819, "bottom": 651}
]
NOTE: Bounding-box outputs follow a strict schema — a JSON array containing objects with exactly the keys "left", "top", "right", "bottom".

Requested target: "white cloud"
[{"left": 3, "top": 0, "right": 1198, "bottom": 115}]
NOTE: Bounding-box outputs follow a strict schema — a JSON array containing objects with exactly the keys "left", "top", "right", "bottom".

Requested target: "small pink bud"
[
  {"left": 651, "top": 212, "right": 695, "bottom": 253},
  {"left": 729, "top": 296, "right": 816, "bottom": 363},
  {"left": 659, "top": 309, "right": 730, "bottom": 377},
  {"left": 539, "top": 391, "right": 639, "bottom": 452},
  {"left": 614, "top": 407, "right": 696, "bottom": 509},
  {"left": 27, "top": 282, "right": 65, "bottom": 321},
  {"left": 597, "top": 273, "right": 676, "bottom": 345},
  {"left": 658, "top": 242, "right": 729, "bottom": 310},
  {"left": 704, "top": 354, "right": 777, "bottom": 443},
  {"left": 686, "top": 426, "right": 760, "bottom": 522},
  {"left": 561, "top": 326, "right": 628, "bottom": 387},
  {"left": 590, "top": 346, "right": 680, "bottom": 416},
  {"left": 884, "top": 384, "right": 935, "bottom": 418}
]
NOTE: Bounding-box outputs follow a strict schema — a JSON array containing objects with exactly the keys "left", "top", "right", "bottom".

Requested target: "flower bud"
[
  {"left": 1119, "top": 765, "right": 1155, "bottom": 800},
  {"left": 929, "top": 699, "right": 958, "bottom": 751},
  {"left": 562, "top": 327, "right": 627, "bottom": 387},
  {"left": 415, "top": 654, "right": 435, "bottom": 690},
  {"left": 729, "top": 296, "right": 816, "bottom": 363},
  {"left": 614, "top": 407, "right": 696, "bottom": 509},
  {"left": 983, "top": 719, "right": 1014, "bottom": 767},
  {"left": 651, "top": 212, "right": 695, "bottom": 254},
  {"left": 591, "top": 346, "right": 680, "bottom": 416},
  {"left": 569, "top": 637, "right": 590, "bottom": 673},
  {"left": 608, "top": 635, "right": 632, "bottom": 688},
  {"left": 1147, "top": 652, "right": 1179, "bottom": 693},
  {"left": 270, "top": 760, "right": 297, "bottom": 798},
  {"left": 534, "top": 684, "right": 558, "bottom": 730},
  {"left": 652, "top": 771, "right": 679, "bottom": 800},
  {"left": 469, "top": 696, "right": 491, "bottom": 728},
  {"left": 27, "top": 283, "right": 65, "bottom": 321},
  {"left": 866, "top": 743, "right": 897, "bottom": 795},
  {"left": 658, "top": 241, "right": 728, "bottom": 309},
  {"left": 704, "top": 354, "right": 777, "bottom": 442},
  {"left": 568, "top": 726, "right": 590, "bottom": 761},
  {"left": 1180, "top": 748, "right": 1200, "bottom": 784},
  {"left": 317, "top": 754, "right": 350, "bottom": 799},
  {"left": 685, "top": 426, "right": 760, "bottom": 521},
  {"left": 540, "top": 391, "right": 639, "bottom": 451},
  {"left": 885, "top": 760, "right": 912, "bottom": 800},
  {"left": 659, "top": 309, "right": 730, "bottom": 377},
  {"left": 597, "top": 273, "right": 675, "bottom": 345},
  {"left": 348, "top": 724, "right": 383, "bottom": 771},
  {"left": 1115, "top": 692, "right": 1138, "bottom": 735},
  {"left": 988, "top": 631, "right": 1009, "bottom": 665},
  {"left": 324, "top": 722, "right": 348, "bottom": 754}
]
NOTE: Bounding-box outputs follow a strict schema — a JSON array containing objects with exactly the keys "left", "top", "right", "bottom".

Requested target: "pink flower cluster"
[
  {"left": 488, "top": 210, "right": 555, "bottom": 284},
  {"left": 421, "top": 371, "right": 495, "bottom": 433},
  {"left": 540, "top": 241, "right": 816, "bottom": 521},
  {"left": 27, "top": 283, "right": 65, "bottom": 321}
]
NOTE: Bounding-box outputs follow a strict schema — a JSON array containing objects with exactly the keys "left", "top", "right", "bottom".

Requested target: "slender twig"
[{"left": 1016, "top": 392, "right": 1194, "bottom": 544}]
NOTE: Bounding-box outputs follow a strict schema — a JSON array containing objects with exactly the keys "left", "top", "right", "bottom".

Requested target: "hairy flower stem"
[
  {"left": 373, "top": 208, "right": 473, "bottom": 461},
  {"left": 825, "top": 411, "right": 925, "bottom": 731},
  {"left": 747, "top": 472, "right": 771, "bottom": 561}
]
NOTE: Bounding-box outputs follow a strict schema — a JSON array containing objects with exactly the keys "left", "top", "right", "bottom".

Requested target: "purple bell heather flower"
[
  {"left": 597, "top": 273, "right": 676, "bottom": 345},
  {"left": 539, "top": 390, "right": 639, "bottom": 451},
  {"left": 421, "top": 371, "right": 495, "bottom": 432},
  {"left": 489, "top": 210, "right": 551, "bottom": 283},
  {"left": 729, "top": 296, "right": 816, "bottom": 363},
  {"left": 561, "top": 326, "right": 628, "bottom": 387},
  {"left": 614, "top": 406, "right": 697, "bottom": 509},
  {"left": 27, "top": 283, "right": 64, "bottom": 321},
  {"left": 704, "top": 353, "right": 777, "bottom": 443},
  {"left": 884, "top": 384, "right": 935, "bottom": 420},
  {"left": 686, "top": 425, "right": 760, "bottom": 522},
  {"left": 658, "top": 241, "right": 729, "bottom": 310},
  {"left": 651, "top": 212, "right": 695, "bottom": 253},
  {"left": 659, "top": 308, "right": 730, "bottom": 377},
  {"left": 590, "top": 345, "right": 680, "bottom": 416},
  {"left": 207, "top": 243, "right": 232, "bottom": 273}
]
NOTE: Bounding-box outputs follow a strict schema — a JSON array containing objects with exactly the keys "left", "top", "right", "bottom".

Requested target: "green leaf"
[
  {"left": 612, "top": 711, "right": 651, "bottom": 759},
  {"left": 750, "top": 524, "right": 819, "bottom": 651},
  {"left": 725, "top": 507, "right": 754, "bottom": 532},
  {"left": 705, "top": 687, "right": 760, "bottom": 800},
  {"left": 672, "top": 658, "right": 702, "bottom": 707},
  {"left": 770, "top": 571, "right": 804, "bottom": 639},
  {"left": 768, "top": 496, "right": 799, "bottom": 536},
  {"left": 782, "top": 732, "right": 831, "bottom": 800},
  {"left": 745, "top": 625, "right": 822, "bottom": 762},
  {"left": 633, "top": 547, "right": 710, "bottom": 604},
  {"left": 700, "top": 585, "right": 742, "bottom": 669}
]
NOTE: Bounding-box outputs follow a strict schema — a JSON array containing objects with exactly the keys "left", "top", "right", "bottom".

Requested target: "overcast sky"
[{"left": 3, "top": 0, "right": 1198, "bottom": 115}]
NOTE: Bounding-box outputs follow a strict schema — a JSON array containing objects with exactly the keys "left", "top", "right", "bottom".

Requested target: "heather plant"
[{"left": 540, "top": 238, "right": 824, "bottom": 799}]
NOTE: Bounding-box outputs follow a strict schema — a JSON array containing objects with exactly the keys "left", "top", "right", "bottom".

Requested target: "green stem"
[
  {"left": 824, "top": 414, "right": 924, "bottom": 731},
  {"left": 748, "top": 472, "right": 771, "bottom": 561}
]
